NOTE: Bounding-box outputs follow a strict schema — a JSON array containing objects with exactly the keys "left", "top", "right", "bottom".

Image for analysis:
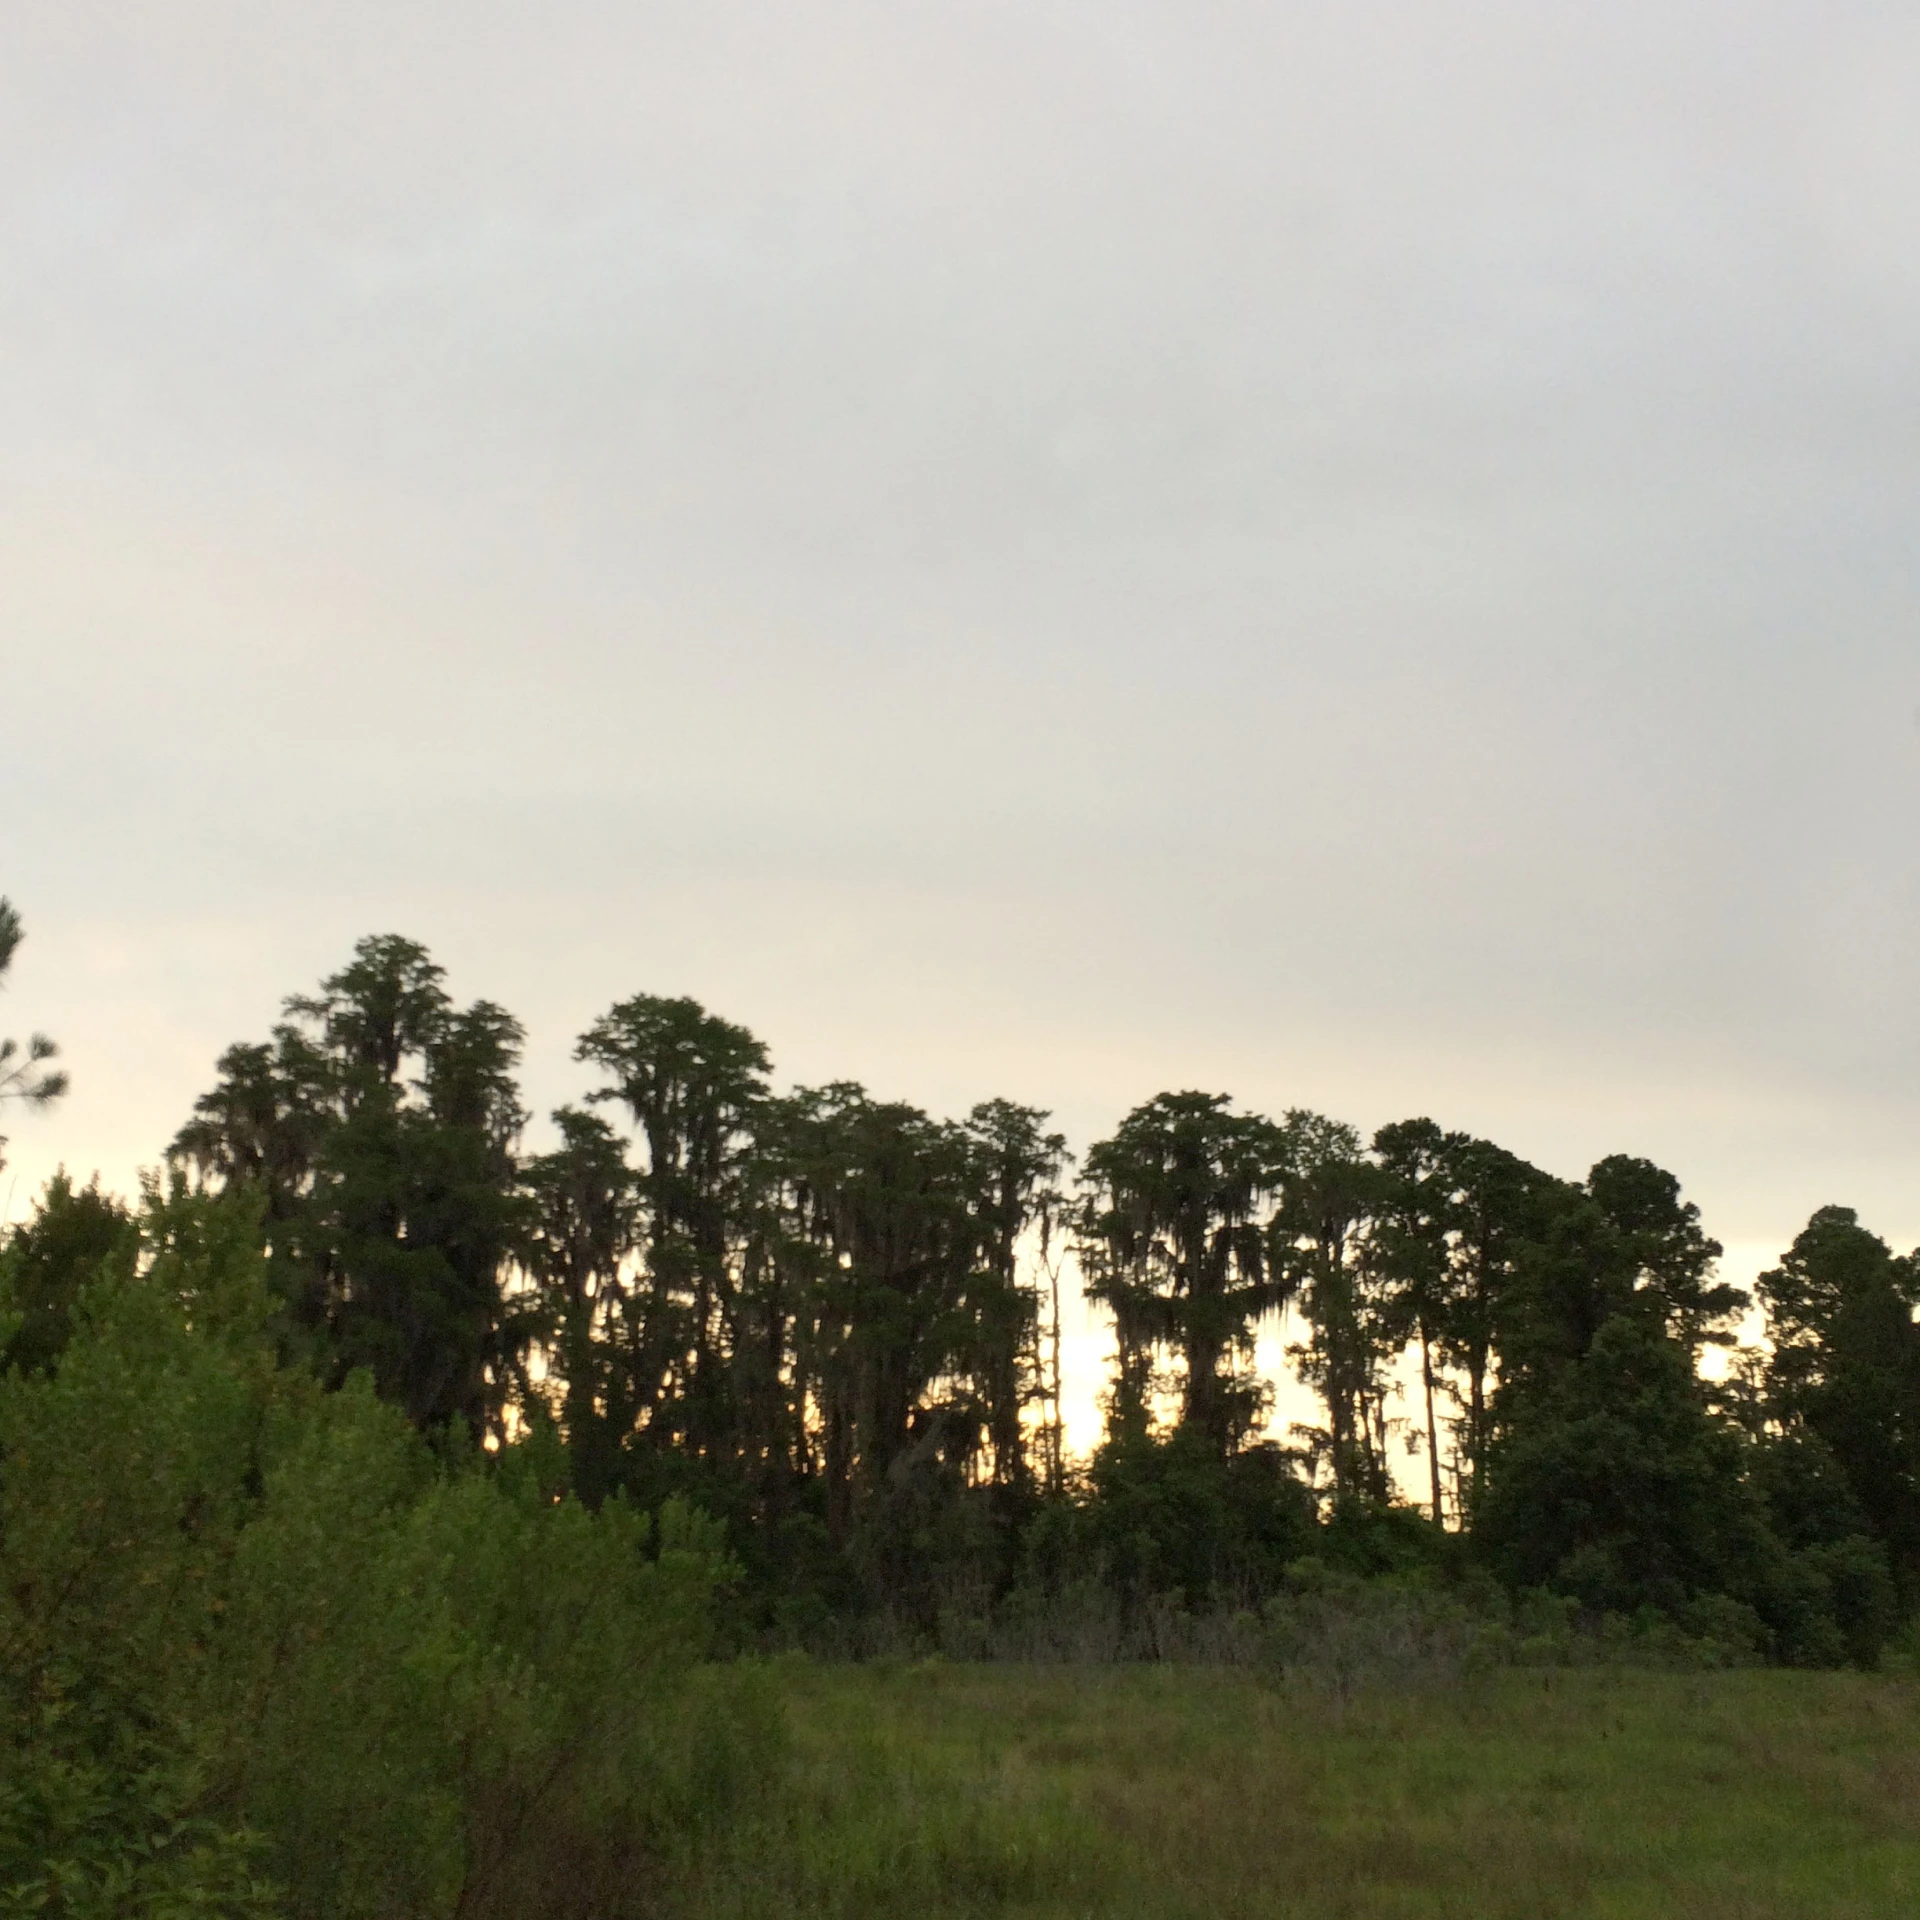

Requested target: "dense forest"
[{"left": 4, "top": 913, "right": 1920, "bottom": 1912}]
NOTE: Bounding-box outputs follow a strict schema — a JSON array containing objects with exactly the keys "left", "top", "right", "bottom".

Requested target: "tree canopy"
[{"left": 7, "top": 924, "right": 1914, "bottom": 1675}]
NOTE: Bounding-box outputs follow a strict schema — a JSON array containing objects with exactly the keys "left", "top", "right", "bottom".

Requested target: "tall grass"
[{"left": 678, "top": 1661, "right": 1920, "bottom": 1919}]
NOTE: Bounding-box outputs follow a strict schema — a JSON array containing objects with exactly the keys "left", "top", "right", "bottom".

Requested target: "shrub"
[{"left": 0, "top": 1183, "right": 776, "bottom": 1920}]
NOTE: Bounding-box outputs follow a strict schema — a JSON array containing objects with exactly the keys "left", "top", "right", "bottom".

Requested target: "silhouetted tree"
[
  {"left": 1077, "top": 1093, "right": 1291, "bottom": 1456},
  {"left": 520, "top": 1106, "right": 641, "bottom": 1505},
  {"left": 120, "top": 935, "right": 1920, "bottom": 1658},
  {"left": 1368, "top": 1118, "right": 1459, "bottom": 1523},
  {"left": 771, "top": 1085, "right": 977, "bottom": 1553},
  {"left": 956, "top": 1098, "right": 1069, "bottom": 1512},
  {"left": 1477, "top": 1306, "right": 1774, "bottom": 1619},
  {"left": 1274, "top": 1111, "right": 1397, "bottom": 1503},
  {"left": 0, "top": 1172, "right": 132, "bottom": 1375},
  {"left": 0, "top": 899, "right": 66, "bottom": 1171},
  {"left": 173, "top": 935, "right": 531, "bottom": 1443},
  {"left": 577, "top": 995, "right": 772, "bottom": 1475},
  {"left": 1428, "top": 1135, "right": 1555, "bottom": 1518},
  {"left": 1758, "top": 1207, "right": 1920, "bottom": 1599},
  {"left": 1477, "top": 1156, "right": 1760, "bottom": 1619}
]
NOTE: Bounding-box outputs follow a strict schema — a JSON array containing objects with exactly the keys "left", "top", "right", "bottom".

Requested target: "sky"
[{"left": 4, "top": 3, "right": 1920, "bottom": 1446}]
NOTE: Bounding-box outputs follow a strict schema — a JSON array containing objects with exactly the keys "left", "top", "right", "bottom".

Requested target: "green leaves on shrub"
[{"left": 0, "top": 1183, "right": 775, "bottom": 1920}]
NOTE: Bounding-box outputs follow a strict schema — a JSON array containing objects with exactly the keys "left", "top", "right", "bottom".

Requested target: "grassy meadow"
[{"left": 682, "top": 1661, "right": 1920, "bottom": 1920}]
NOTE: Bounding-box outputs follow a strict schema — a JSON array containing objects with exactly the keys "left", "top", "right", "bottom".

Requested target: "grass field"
[{"left": 682, "top": 1661, "right": 1920, "bottom": 1919}]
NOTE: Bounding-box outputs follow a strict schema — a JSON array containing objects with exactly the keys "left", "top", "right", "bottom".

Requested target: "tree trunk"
[{"left": 1420, "top": 1321, "right": 1444, "bottom": 1527}]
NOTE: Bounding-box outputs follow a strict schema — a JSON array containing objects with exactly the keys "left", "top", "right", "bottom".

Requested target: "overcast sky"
[{"left": 5, "top": 5, "right": 1920, "bottom": 1424}]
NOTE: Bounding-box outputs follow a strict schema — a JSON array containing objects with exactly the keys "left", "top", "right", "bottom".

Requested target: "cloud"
[{"left": 2, "top": 1, "right": 1917, "bottom": 1261}]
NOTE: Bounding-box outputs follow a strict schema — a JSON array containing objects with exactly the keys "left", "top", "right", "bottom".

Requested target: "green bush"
[
  {"left": 0, "top": 1708, "right": 276, "bottom": 1920},
  {"left": 0, "top": 1182, "right": 779, "bottom": 1920}
]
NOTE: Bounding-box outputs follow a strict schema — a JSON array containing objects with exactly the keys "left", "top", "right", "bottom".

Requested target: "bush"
[
  {"left": 0, "top": 1711, "right": 276, "bottom": 1920},
  {"left": 0, "top": 1182, "right": 778, "bottom": 1920},
  {"left": 1261, "top": 1563, "right": 1499, "bottom": 1698}
]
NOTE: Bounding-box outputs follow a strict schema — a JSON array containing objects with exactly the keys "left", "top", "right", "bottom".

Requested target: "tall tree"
[
  {"left": 1368, "top": 1118, "right": 1458, "bottom": 1523},
  {"left": 173, "top": 935, "right": 531, "bottom": 1442},
  {"left": 520, "top": 1106, "right": 642, "bottom": 1505},
  {"left": 955, "top": 1099, "right": 1069, "bottom": 1510},
  {"left": 1430, "top": 1134, "right": 1555, "bottom": 1518},
  {"left": 1478, "top": 1155, "right": 1757, "bottom": 1615},
  {"left": 1476, "top": 1306, "right": 1774, "bottom": 1619},
  {"left": 1757, "top": 1207, "right": 1920, "bottom": 1597},
  {"left": 1494, "top": 1156, "right": 1735, "bottom": 1409},
  {"left": 1586, "top": 1154, "right": 1745, "bottom": 1359},
  {"left": 1273, "top": 1112, "right": 1397, "bottom": 1503},
  {"left": 0, "top": 1172, "right": 132, "bottom": 1375},
  {"left": 0, "top": 899, "right": 67, "bottom": 1170},
  {"left": 770, "top": 1084, "right": 981, "bottom": 1550},
  {"left": 1366, "top": 1124, "right": 1566, "bottom": 1522},
  {"left": 1077, "top": 1093, "right": 1290, "bottom": 1456},
  {"left": 575, "top": 995, "right": 773, "bottom": 1472}
]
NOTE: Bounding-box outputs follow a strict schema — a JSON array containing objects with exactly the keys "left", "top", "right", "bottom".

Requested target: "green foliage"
[
  {"left": 1479, "top": 1312, "right": 1775, "bottom": 1615},
  {"left": 172, "top": 936, "right": 533, "bottom": 1444},
  {"left": 62, "top": 933, "right": 1920, "bottom": 1706},
  {"left": 26, "top": 925, "right": 1920, "bottom": 1913},
  {"left": 1077, "top": 1092, "right": 1291, "bottom": 1453},
  {"left": 0, "top": 1710, "right": 277, "bottom": 1920},
  {"left": 1758, "top": 1208, "right": 1920, "bottom": 1598},
  {"left": 0, "top": 1183, "right": 774, "bottom": 1920},
  {"left": 0, "top": 1173, "right": 133, "bottom": 1375},
  {"left": 766, "top": 1083, "right": 1064, "bottom": 1569},
  {"left": 1074, "top": 1427, "right": 1317, "bottom": 1605},
  {"left": 1271, "top": 1113, "right": 1402, "bottom": 1502}
]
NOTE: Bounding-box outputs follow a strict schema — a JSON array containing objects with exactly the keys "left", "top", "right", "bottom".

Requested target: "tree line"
[{"left": 8, "top": 926, "right": 1920, "bottom": 1665}]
